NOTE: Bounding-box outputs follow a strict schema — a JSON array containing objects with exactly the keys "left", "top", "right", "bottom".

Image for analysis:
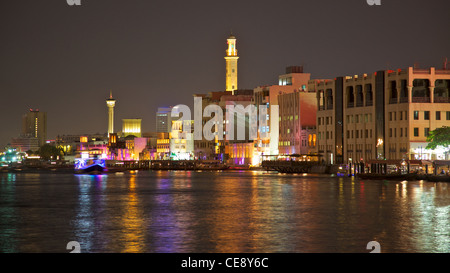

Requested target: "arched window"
[
  {"left": 356, "top": 85, "right": 363, "bottom": 107},
  {"left": 434, "top": 79, "right": 450, "bottom": 103},
  {"left": 399, "top": 80, "right": 408, "bottom": 103},
  {"left": 412, "top": 79, "right": 430, "bottom": 102},
  {"left": 326, "top": 89, "right": 333, "bottom": 110},
  {"left": 318, "top": 90, "right": 325, "bottom": 110},
  {"left": 347, "top": 86, "right": 354, "bottom": 108},
  {"left": 365, "top": 84, "right": 373, "bottom": 106},
  {"left": 389, "top": 81, "right": 397, "bottom": 104}
]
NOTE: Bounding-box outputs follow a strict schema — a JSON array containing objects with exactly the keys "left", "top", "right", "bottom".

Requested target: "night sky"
[{"left": 1, "top": 0, "right": 449, "bottom": 148}]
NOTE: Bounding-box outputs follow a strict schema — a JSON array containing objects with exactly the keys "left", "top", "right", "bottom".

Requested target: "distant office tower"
[
  {"left": 22, "top": 109, "right": 47, "bottom": 147},
  {"left": 122, "top": 118, "right": 142, "bottom": 138},
  {"left": 106, "top": 92, "right": 116, "bottom": 137},
  {"left": 225, "top": 34, "right": 239, "bottom": 94},
  {"left": 156, "top": 107, "right": 173, "bottom": 133}
]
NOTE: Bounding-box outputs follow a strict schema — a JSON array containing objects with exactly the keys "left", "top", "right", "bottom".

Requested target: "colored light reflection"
[{"left": 120, "top": 174, "right": 146, "bottom": 253}]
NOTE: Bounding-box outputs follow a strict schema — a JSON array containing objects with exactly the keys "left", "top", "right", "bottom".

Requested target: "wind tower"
[
  {"left": 224, "top": 33, "right": 239, "bottom": 94},
  {"left": 106, "top": 91, "right": 116, "bottom": 137}
]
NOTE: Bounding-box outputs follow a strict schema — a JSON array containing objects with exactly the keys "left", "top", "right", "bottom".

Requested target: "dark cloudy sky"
[{"left": 1, "top": 0, "right": 449, "bottom": 148}]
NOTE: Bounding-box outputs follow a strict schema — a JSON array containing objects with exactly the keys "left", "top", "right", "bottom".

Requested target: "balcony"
[
  {"left": 356, "top": 101, "right": 364, "bottom": 107},
  {"left": 399, "top": 97, "right": 408, "bottom": 103},
  {"left": 389, "top": 97, "right": 398, "bottom": 104},
  {"left": 412, "top": 97, "right": 431, "bottom": 103},
  {"left": 434, "top": 97, "right": 450, "bottom": 103}
]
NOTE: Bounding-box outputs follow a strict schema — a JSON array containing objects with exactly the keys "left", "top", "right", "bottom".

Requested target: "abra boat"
[{"left": 75, "top": 157, "right": 106, "bottom": 174}]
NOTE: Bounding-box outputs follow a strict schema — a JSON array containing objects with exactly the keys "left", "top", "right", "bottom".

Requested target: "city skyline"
[{"left": 1, "top": 0, "right": 449, "bottom": 148}]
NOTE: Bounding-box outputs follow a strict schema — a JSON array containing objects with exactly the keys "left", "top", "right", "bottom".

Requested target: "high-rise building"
[
  {"left": 156, "top": 107, "right": 173, "bottom": 133},
  {"left": 106, "top": 92, "right": 116, "bottom": 137},
  {"left": 225, "top": 34, "right": 239, "bottom": 94},
  {"left": 22, "top": 109, "right": 47, "bottom": 147}
]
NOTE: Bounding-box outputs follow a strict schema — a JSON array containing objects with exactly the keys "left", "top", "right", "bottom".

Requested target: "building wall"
[
  {"left": 385, "top": 67, "right": 450, "bottom": 160},
  {"left": 22, "top": 110, "right": 47, "bottom": 147},
  {"left": 278, "top": 91, "right": 317, "bottom": 155},
  {"left": 267, "top": 70, "right": 312, "bottom": 156},
  {"left": 10, "top": 136, "right": 40, "bottom": 152},
  {"left": 122, "top": 118, "right": 142, "bottom": 138},
  {"left": 156, "top": 107, "right": 172, "bottom": 133},
  {"left": 343, "top": 73, "right": 377, "bottom": 163},
  {"left": 315, "top": 67, "right": 450, "bottom": 164}
]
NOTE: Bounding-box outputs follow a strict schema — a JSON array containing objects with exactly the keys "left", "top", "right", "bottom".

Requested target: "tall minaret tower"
[
  {"left": 106, "top": 91, "right": 116, "bottom": 137},
  {"left": 224, "top": 34, "right": 239, "bottom": 94}
]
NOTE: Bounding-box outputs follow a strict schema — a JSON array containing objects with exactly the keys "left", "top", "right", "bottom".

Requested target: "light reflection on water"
[{"left": 0, "top": 171, "right": 449, "bottom": 253}]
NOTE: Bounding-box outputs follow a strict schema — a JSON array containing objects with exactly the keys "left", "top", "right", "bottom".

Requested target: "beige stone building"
[
  {"left": 313, "top": 67, "right": 450, "bottom": 165},
  {"left": 253, "top": 66, "right": 314, "bottom": 160}
]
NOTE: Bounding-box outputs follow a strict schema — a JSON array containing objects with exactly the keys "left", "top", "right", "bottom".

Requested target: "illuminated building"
[
  {"left": 170, "top": 119, "right": 194, "bottom": 160},
  {"left": 122, "top": 118, "right": 142, "bottom": 138},
  {"left": 0, "top": 147, "right": 26, "bottom": 164},
  {"left": 221, "top": 92, "right": 255, "bottom": 166},
  {"left": 156, "top": 107, "right": 173, "bottom": 133},
  {"left": 253, "top": 66, "right": 312, "bottom": 160},
  {"left": 309, "top": 77, "right": 343, "bottom": 164},
  {"left": 106, "top": 91, "right": 116, "bottom": 137},
  {"left": 22, "top": 109, "right": 47, "bottom": 147},
  {"left": 192, "top": 90, "right": 254, "bottom": 163},
  {"left": 139, "top": 132, "right": 158, "bottom": 160},
  {"left": 225, "top": 34, "right": 239, "bottom": 94},
  {"left": 156, "top": 132, "right": 170, "bottom": 159},
  {"left": 278, "top": 89, "right": 317, "bottom": 157},
  {"left": 313, "top": 66, "right": 450, "bottom": 165},
  {"left": 77, "top": 135, "right": 108, "bottom": 160}
]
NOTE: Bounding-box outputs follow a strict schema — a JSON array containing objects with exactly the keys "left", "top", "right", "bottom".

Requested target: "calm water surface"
[{"left": 0, "top": 171, "right": 449, "bottom": 253}]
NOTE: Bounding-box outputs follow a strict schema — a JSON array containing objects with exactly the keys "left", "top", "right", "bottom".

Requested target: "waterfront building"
[
  {"left": 313, "top": 66, "right": 450, "bottom": 165},
  {"left": 139, "top": 132, "right": 158, "bottom": 160},
  {"left": 77, "top": 135, "right": 109, "bottom": 161},
  {"left": 22, "top": 109, "right": 47, "bottom": 147},
  {"left": 170, "top": 119, "right": 194, "bottom": 160},
  {"left": 253, "top": 66, "right": 313, "bottom": 161},
  {"left": 277, "top": 87, "right": 317, "bottom": 157},
  {"left": 192, "top": 90, "right": 254, "bottom": 164},
  {"left": 309, "top": 78, "right": 343, "bottom": 164},
  {"left": 156, "top": 132, "right": 170, "bottom": 159},
  {"left": 106, "top": 92, "right": 116, "bottom": 137}
]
